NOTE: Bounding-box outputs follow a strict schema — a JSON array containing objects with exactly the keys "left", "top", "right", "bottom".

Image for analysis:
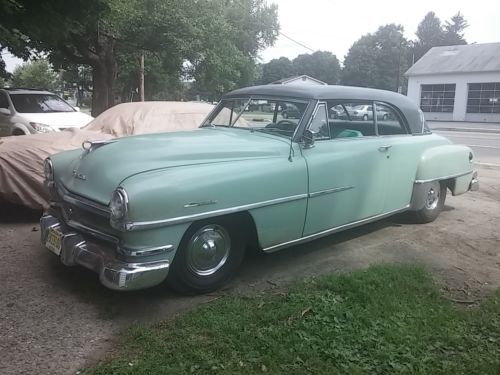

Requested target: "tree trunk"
[{"left": 91, "top": 61, "right": 115, "bottom": 117}]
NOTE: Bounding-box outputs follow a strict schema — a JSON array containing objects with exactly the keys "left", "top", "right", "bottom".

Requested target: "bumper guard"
[{"left": 40, "top": 215, "right": 170, "bottom": 290}]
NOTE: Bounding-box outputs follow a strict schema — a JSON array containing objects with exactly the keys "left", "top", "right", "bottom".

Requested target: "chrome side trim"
[
  {"left": 125, "top": 193, "right": 308, "bottom": 231},
  {"left": 263, "top": 205, "right": 410, "bottom": 253},
  {"left": 414, "top": 171, "right": 472, "bottom": 184},
  {"left": 184, "top": 200, "right": 218, "bottom": 208},
  {"left": 308, "top": 186, "right": 354, "bottom": 198}
]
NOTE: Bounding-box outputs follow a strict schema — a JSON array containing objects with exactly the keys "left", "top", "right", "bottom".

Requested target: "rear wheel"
[
  {"left": 411, "top": 181, "right": 447, "bottom": 223},
  {"left": 168, "top": 217, "right": 245, "bottom": 294}
]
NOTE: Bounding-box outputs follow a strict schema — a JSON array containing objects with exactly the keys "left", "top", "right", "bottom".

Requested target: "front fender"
[{"left": 120, "top": 155, "right": 308, "bottom": 248}]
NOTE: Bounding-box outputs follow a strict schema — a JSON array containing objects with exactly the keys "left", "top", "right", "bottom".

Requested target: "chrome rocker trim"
[
  {"left": 40, "top": 215, "right": 170, "bottom": 290},
  {"left": 414, "top": 171, "right": 472, "bottom": 184},
  {"left": 308, "top": 186, "right": 354, "bottom": 198},
  {"left": 263, "top": 205, "right": 410, "bottom": 253}
]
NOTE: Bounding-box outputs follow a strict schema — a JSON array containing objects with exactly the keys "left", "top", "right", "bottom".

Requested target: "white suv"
[{"left": 0, "top": 88, "right": 93, "bottom": 136}]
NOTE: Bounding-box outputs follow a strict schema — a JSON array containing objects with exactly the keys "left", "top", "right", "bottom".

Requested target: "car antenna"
[{"left": 288, "top": 137, "right": 295, "bottom": 162}]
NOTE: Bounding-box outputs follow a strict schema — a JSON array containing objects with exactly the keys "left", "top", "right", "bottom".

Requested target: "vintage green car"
[{"left": 40, "top": 85, "right": 478, "bottom": 293}]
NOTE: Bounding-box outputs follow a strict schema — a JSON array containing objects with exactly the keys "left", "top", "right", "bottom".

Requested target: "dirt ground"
[{"left": 1, "top": 165, "right": 499, "bottom": 375}]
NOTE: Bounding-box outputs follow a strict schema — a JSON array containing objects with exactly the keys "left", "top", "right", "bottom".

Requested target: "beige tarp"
[{"left": 0, "top": 101, "right": 214, "bottom": 209}]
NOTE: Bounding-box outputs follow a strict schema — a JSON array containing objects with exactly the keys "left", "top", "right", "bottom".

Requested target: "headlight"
[
  {"left": 44, "top": 158, "right": 54, "bottom": 181},
  {"left": 109, "top": 188, "right": 128, "bottom": 220},
  {"left": 30, "top": 122, "right": 55, "bottom": 133}
]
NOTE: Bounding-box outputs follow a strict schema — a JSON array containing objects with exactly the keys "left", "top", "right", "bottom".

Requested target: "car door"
[
  {"left": 301, "top": 101, "right": 390, "bottom": 236},
  {"left": 0, "top": 92, "right": 11, "bottom": 136}
]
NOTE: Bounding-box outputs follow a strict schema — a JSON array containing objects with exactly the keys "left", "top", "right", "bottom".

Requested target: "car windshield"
[
  {"left": 10, "top": 93, "right": 75, "bottom": 113},
  {"left": 204, "top": 97, "right": 309, "bottom": 138}
]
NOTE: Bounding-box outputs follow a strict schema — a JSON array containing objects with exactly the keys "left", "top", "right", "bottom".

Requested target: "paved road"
[
  {"left": 435, "top": 130, "right": 500, "bottom": 167},
  {"left": 428, "top": 121, "right": 500, "bottom": 167}
]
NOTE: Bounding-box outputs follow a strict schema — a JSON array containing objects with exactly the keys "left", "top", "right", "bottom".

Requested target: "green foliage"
[
  {"left": 342, "top": 24, "right": 409, "bottom": 92},
  {"left": 11, "top": 59, "right": 61, "bottom": 90},
  {"left": 87, "top": 265, "right": 500, "bottom": 374},
  {"left": 412, "top": 11, "right": 468, "bottom": 62},
  {"left": 261, "top": 51, "right": 341, "bottom": 85},
  {"left": 0, "top": 0, "right": 279, "bottom": 112},
  {"left": 261, "top": 57, "right": 294, "bottom": 84},
  {"left": 190, "top": 0, "right": 279, "bottom": 99},
  {"left": 443, "top": 12, "right": 468, "bottom": 46},
  {"left": 292, "top": 51, "right": 341, "bottom": 84}
]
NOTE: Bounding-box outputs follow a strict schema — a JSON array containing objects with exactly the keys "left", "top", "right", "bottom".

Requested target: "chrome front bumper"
[
  {"left": 469, "top": 171, "right": 479, "bottom": 191},
  {"left": 40, "top": 215, "right": 170, "bottom": 290}
]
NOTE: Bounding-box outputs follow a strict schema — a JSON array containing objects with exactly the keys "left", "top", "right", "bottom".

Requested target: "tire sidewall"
[
  {"left": 415, "top": 181, "right": 447, "bottom": 223},
  {"left": 168, "top": 217, "right": 245, "bottom": 294}
]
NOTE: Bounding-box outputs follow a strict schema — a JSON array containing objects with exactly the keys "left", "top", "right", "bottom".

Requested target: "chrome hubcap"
[
  {"left": 186, "top": 225, "right": 230, "bottom": 276},
  {"left": 425, "top": 183, "right": 440, "bottom": 210}
]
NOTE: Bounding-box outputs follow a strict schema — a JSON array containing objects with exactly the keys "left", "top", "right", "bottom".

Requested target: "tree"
[
  {"left": 412, "top": 12, "right": 445, "bottom": 62},
  {"left": 261, "top": 57, "right": 294, "bottom": 84},
  {"left": 189, "top": 0, "right": 279, "bottom": 99},
  {"left": 0, "top": 0, "right": 279, "bottom": 115},
  {"left": 292, "top": 51, "right": 341, "bottom": 84},
  {"left": 443, "top": 12, "right": 468, "bottom": 45},
  {"left": 342, "top": 24, "right": 409, "bottom": 92},
  {"left": 11, "top": 59, "right": 61, "bottom": 90}
]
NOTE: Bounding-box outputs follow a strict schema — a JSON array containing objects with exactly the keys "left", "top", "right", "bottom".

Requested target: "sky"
[
  {"left": 259, "top": 0, "right": 500, "bottom": 64},
  {"left": 2, "top": 0, "right": 500, "bottom": 72}
]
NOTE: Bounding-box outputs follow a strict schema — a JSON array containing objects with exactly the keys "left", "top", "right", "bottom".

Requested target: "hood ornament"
[{"left": 82, "top": 139, "right": 117, "bottom": 153}]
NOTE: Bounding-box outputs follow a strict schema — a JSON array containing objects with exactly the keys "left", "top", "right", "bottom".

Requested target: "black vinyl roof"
[{"left": 224, "top": 84, "right": 424, "bottom": 134}]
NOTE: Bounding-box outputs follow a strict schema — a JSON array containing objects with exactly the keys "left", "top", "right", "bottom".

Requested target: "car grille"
[{"left": 51, "top": 183, "right": 119, "bottom": 244}]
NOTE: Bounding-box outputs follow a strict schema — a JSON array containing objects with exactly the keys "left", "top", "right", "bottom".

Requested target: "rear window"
[{"left": 10, "top": 94, "right": 75, "bottom": 113}]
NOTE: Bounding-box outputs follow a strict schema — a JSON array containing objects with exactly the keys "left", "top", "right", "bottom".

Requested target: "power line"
[{"left": 279, "top": 31, "right": 316, "bottom": 53}]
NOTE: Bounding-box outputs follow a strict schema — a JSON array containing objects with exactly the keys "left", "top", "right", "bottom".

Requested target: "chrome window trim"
[
  {"left": 306, "top": 101, "right": 330, "bottom": 140},
  {"left": 308, "top": 186, "right": 354, "bottom": 198},
  {"left": 263, "top": 205, "right": 410, "bottom": 253},
  {"left": 124, "top": 193, "right": 308, "bottom": 231},
  {"left": 414, "top": 171, "right": 472, "bottom": 184}
]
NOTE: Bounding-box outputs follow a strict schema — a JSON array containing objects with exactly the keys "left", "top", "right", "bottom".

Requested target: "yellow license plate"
[{"left": 46, "top": 228, "right": 63, "bottom": 255}]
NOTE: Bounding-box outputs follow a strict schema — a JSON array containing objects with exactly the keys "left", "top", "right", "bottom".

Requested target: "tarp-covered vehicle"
[{"left": 0, "top": 102, "right": 214, "bottom": 209}]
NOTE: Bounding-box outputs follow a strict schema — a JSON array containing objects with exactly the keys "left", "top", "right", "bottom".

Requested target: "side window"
[
  {"left": 308, "top": 103, "right": 329, "bottom": 140},
  {"left": 328, "top": 101, "right": 376, "bottom": 138},
  {"left": 0, "top": 93, "right": 9, "bottom": 109},
  {"left": 375, "top": 102, "right": 407, "bottom": 135}
]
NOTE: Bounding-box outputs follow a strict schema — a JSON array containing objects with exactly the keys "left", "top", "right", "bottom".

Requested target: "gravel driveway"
[{"left": 1, "top": 165, "right": 499, "bottom": 375}]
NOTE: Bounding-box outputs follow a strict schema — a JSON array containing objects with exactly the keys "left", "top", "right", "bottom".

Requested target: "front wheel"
[
  {"left": 410, "top": 181, "right": 447, "bottom": 223},
  {"left": 167, "top": 217, "right": 245, "bottom": 294}
]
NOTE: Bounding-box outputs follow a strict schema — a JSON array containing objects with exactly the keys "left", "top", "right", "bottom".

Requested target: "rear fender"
[{"left": 410, "top": 144, "right": 474, "bottom": 210}]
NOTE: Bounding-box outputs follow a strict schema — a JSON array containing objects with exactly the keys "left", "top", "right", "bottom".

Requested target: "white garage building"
[{"left": 406, "top": 43, "right": 500, "bottom": 123}]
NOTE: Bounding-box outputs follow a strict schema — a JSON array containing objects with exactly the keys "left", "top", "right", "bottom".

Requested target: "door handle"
[{"left": 378, "top": 145, "right": 392, "bottom": 152}]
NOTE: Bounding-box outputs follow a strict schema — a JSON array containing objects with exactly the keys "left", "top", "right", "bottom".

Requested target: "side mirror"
[
  {"left": 0, "top": 108, "right": 10, "bottom": 116},
  {"left": 302, "top": 129, "right": 315, "bottom": 148},
  {"left": 73, "top": 106, "right": 80, "bottom": 112}
]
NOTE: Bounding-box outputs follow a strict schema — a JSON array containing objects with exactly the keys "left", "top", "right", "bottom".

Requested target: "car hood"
[
  {"left": 21, "top": 111, "right": 93, "bottom": 129},
  {"left": 58, "top": 128, "right": 290, "bottom": 204}
]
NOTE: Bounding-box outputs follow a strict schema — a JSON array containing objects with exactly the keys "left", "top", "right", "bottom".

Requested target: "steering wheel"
[{"left": 274, "top": 120, "right": 297, "bottom": 131}]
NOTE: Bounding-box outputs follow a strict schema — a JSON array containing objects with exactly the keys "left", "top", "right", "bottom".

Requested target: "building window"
[
  {"left": 467, "top": 82, "right": 500, "bottom": 113},
  {"left": 420, "top": 84, "right": 456, "bottom": 113}
]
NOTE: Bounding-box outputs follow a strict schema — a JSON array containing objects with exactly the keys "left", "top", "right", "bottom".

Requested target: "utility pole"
[{"left": 139, "top": 53, "right": 145, "bottom": 101}]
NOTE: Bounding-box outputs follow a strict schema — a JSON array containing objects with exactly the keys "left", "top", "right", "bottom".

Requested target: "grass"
[{"left": 87, "top": 265, "right": 500, "bottom": 374}]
